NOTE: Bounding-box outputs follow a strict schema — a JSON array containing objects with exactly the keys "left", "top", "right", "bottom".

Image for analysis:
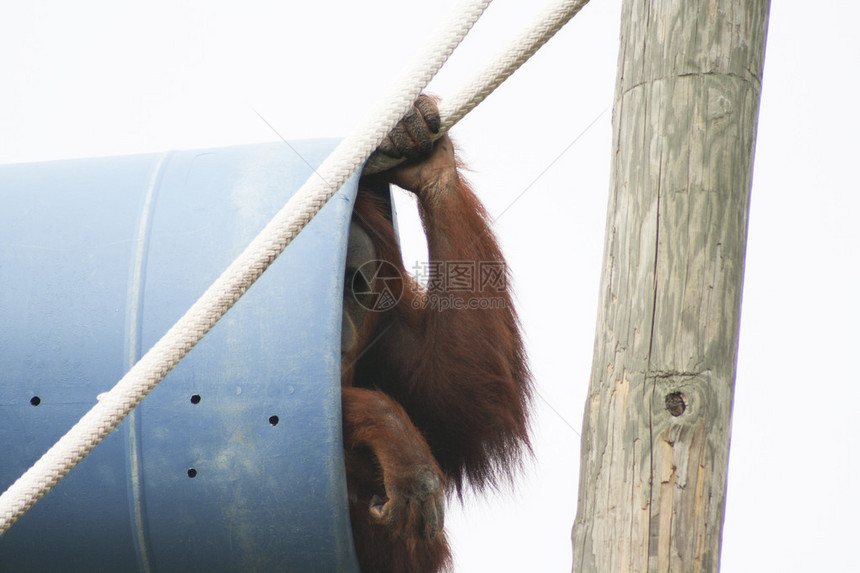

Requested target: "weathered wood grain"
[{"left": 572, "top": 2, "right": 769, "bottom": 571}]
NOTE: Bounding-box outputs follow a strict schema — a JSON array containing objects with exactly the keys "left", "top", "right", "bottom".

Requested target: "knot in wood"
[{"left": 665, "top": 391, "right": 686, "bottom": 417}]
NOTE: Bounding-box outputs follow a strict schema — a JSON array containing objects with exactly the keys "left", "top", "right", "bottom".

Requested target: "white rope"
[
  {"left": 0, "top": 0, "right": 591, "bottom": 535},
  {"left": 364, "top": 0, "right": 591, "bottom": 174}
]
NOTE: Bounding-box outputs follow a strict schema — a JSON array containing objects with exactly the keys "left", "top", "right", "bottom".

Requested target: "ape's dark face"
[{"left": 342, "top": 221, "right": 376, "bottom": 357}]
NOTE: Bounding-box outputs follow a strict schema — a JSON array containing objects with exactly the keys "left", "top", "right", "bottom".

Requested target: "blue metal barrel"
[{"left": 0, "top": 141, "right": 361, "bottom": 572}]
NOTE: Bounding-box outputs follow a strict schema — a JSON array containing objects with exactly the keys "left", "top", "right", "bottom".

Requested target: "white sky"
[{"left": 2, "top": 1, "right": 859, "bottom": 571}]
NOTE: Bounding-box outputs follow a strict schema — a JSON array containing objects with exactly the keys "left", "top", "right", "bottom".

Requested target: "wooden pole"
[{"left": 572, "top": 1, "right": 770, "bottom": 571}]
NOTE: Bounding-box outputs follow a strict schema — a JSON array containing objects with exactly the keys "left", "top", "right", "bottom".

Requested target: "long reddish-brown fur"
[{"left": 341, "top": 132, "right": 531, "bottom": 573}]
